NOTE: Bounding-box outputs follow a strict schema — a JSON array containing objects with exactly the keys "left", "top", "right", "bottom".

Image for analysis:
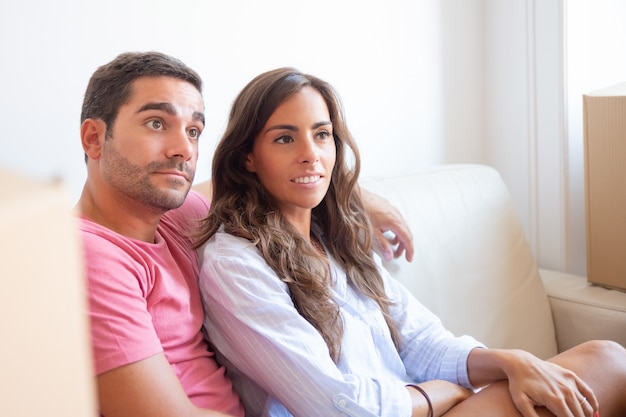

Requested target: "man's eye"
[
  {"left": 189, "top": 128, "right": 200, "bottom": 139},
  {"left": 148, "top": 120, "right": 163, "bottom": 130}
]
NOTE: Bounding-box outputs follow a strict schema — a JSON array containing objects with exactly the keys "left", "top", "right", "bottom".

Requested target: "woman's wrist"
[
  {"left": 467, "top": 347, "right": 532, "bottom": 387},
  {"left": 407, "top": 384, "right": 433, "bottom": 417},
  {"left": 406, "top": 380, "right": 473, "bottom": 417}
]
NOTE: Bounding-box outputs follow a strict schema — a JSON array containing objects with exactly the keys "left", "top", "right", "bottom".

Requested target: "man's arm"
[
  {"left": 192, "top": 180, "right": 212, "bottom": 200},
  {"left": 97, "top": 353, "right": 234, "bottom": 417},
  {"left": 361, "top": 186, "right": 414, "bottom": 262}
]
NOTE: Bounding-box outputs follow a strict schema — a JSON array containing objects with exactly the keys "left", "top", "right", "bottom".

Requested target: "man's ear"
[
  {"left": 245, "top": 154, "right": 256, "bottom": 173},
  {"left": 80, "top": 119, "right": 107, "bottom": 160}
]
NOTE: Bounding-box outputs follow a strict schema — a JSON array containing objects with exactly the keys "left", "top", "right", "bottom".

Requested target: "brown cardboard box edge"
[
  {"left": 583, "top": 81, "right": 626, "bottom": 291},
  {"left": 0, "top": 170, "right": 98, "bottom": 415}
]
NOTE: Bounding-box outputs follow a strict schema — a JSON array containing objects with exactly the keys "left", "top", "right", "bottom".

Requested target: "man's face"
[{"left": 100, "top": 76, "right": 205, "bottom": 212}]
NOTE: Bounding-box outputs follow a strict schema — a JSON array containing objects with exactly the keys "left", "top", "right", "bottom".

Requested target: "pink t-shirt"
[{"left": 80, "top": 191, "right": 243, "bottom": 416}]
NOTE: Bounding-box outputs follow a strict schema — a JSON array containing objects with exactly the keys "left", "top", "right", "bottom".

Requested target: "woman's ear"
[
  {"left": 245, "top": 154, "right": 256, "bottom": 173},
  {"left": 80, "top": 119, "right": 107, "bottom": 160}
]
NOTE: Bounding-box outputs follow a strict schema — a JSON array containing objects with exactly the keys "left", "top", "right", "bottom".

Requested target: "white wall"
[
  {"left": 483, "top": 0, "right": 568, "bottom": 272},
  {"left": 566, "top": 0, "right": 626, "bottom": 276},
  {"left": 481, "top": 0, "right": 626, "bottom": 277},
  {"left": 6, "top": 0, "right": 596, "bottom": 276},
  {"left": 0, "top": 0, "right": 485, "bottom": 204}
]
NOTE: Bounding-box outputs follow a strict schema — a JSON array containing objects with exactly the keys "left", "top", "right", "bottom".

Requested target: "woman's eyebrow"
[
  {"left": 266, "top": 120, "right": 332, "bottom": 132},
  {"left": 313, "top": 120, "right": 332, "bottom": 129},
  {"left": 266, "top": 124, "right": 298, "bottom": 132}
]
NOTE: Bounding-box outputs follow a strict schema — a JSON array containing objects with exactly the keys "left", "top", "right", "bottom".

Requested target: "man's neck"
[{"left": 77, "top": 184, "right": 164, "bottom": 243}]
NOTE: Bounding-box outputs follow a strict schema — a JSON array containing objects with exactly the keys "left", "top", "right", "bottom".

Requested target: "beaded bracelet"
[{"left": 408, "top": 384, "right": 434, "bottom": 417}]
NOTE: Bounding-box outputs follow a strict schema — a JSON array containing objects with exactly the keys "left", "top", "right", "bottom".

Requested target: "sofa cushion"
[{"left": 362, "top": 164, "right": 558, "bottom": 359}]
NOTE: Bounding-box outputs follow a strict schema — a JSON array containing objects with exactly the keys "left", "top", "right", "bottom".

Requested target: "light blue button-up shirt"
[{"left": 199, "top": 230, "right": 483, "bottom": 417}]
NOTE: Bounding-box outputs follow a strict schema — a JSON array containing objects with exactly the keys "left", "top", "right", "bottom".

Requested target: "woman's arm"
[
  {"left": 406, "top": 381, "right": 473, "bottom": 417},
  {"left": 377, "top": 259, "right": 485, "bottom": 387}
]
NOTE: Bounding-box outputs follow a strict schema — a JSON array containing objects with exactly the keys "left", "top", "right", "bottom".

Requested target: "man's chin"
[
  {"left": 143, "top": 188, "right": 190, "bottom": 212},
  {"left": 166, "top": 188, "right": 191, "bottom": 210}
]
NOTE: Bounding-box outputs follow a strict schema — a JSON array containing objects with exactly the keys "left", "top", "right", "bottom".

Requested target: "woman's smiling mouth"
[{"left": 292, "top": 175, "right": 321, "bottom": 184}]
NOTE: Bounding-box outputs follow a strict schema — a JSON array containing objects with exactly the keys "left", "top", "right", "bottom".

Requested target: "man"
[{"left": 77, "top": 51, "right": 414, "bottom": 417}]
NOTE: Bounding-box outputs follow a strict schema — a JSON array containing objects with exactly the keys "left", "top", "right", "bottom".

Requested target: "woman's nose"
[{"left": 298, "top": 136, "right": 319, "bottom": 164}]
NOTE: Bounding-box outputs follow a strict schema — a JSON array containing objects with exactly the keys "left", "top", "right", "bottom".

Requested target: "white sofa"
[
  {"left": 3, "top": 164, "right": 624, "bottom": 417},
  {"left": 363, "top": 164, "right": 626, "bottom": 359}
]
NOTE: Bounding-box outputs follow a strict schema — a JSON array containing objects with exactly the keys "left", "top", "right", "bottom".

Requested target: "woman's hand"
[
  {"left": 360, "top": 187, "right": 414, "bottom": 262},
  {"left": 469, "top": 348, "right": 599, "bottom": 417},
  {"left": 406, "top": 380, "right": 473, "bottom": 417},
  {"left": 505, "top": 350, "right": 598, "bottom": 417}
]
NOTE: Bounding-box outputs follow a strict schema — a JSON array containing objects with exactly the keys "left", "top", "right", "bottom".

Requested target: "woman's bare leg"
[{"left": 443, "top": 340, "right": 626, "bottom": 417}]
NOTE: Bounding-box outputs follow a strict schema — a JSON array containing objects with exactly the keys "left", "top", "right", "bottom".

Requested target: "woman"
[{"left": 196, "top": 67, "right": 626, "bottom": 417}]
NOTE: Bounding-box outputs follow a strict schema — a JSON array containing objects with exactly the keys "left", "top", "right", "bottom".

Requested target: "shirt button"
[{"left": 337, "top": 399, "right": 347, "bottom": 408}]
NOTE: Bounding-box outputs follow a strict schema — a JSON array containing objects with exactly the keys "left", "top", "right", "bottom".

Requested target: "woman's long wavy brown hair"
[{"left": 195, "top": 68, "right": 400, "bottom": 361}]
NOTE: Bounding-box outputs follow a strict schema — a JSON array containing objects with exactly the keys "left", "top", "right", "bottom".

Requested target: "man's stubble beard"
[{"left": 101, "top": 141, "right": 195, "bottom": 212}]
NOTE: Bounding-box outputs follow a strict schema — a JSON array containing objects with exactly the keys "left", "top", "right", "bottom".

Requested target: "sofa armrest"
[{"left": 539, "top": 268, "right": 626, "bottom": 352}]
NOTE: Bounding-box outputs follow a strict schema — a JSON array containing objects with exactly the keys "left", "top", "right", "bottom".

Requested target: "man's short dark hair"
[{"left": 80, "top": 51, "right": 203, "bottom": 131}]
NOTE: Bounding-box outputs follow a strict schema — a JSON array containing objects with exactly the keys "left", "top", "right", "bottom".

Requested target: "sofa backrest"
[{"left": 362, "top": 164, "right": 558, "bottom": 359}]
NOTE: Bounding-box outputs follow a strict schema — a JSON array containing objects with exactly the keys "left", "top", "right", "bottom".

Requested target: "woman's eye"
[
  {"left": 148, "top": 120, "right": 163, "bottom": 130},
  {"left": 275, "top": 135, "right": 293, "bottom": 144},
  {"left": 317, "top": 130, "right": 331, "bottom": 140}
]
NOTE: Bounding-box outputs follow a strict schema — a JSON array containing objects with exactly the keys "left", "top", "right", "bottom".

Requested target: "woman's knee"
[
  {"left": 569, "top": 340, "right": 626, "bottom": 372},
  {"left": 579, "top": 340, "right": 625, "bottom": 358}
]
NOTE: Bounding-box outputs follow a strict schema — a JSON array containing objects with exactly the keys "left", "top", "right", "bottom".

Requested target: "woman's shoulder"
[
  {"left": 200, "top": 229, "right": 290, "bottom": 292},
  {"left": 202, "top": 229, "right": 260, "bottom": 262}
]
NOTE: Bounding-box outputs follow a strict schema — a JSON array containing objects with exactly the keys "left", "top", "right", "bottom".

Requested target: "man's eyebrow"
[
  {"left": 137, "top": 102, "right": 205, "bottom": 127},
  {"left": 137, "top": 102, "right": 176, "bottom": 115},
  {"left": 193, "top": 111, "right": 205, "bottom": 127}
]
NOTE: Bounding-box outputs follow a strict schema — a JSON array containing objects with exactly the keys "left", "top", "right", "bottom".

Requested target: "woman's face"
[{"left": 246, "top": 86, "right": 336, "bottom": 225}]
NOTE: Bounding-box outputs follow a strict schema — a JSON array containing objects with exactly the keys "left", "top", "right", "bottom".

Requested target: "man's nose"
[{"left": 167, "top": 128, "right": 195, "bottom": 160}]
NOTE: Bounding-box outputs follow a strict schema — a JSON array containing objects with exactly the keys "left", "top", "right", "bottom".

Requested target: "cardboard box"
[
  {"left": 583, "top": 82, "right": 626, "bottom": 291},
  {"left": 0, "top": 170, "right": 97, "bottom": 416}
]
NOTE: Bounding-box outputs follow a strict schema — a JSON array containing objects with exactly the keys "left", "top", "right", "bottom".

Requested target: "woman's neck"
[
  {"left": 284, "top": 210, "right": 312, "bottom": 242},
  {"left": 310, "top": 232, "right": 326, "bottom": 256}
]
